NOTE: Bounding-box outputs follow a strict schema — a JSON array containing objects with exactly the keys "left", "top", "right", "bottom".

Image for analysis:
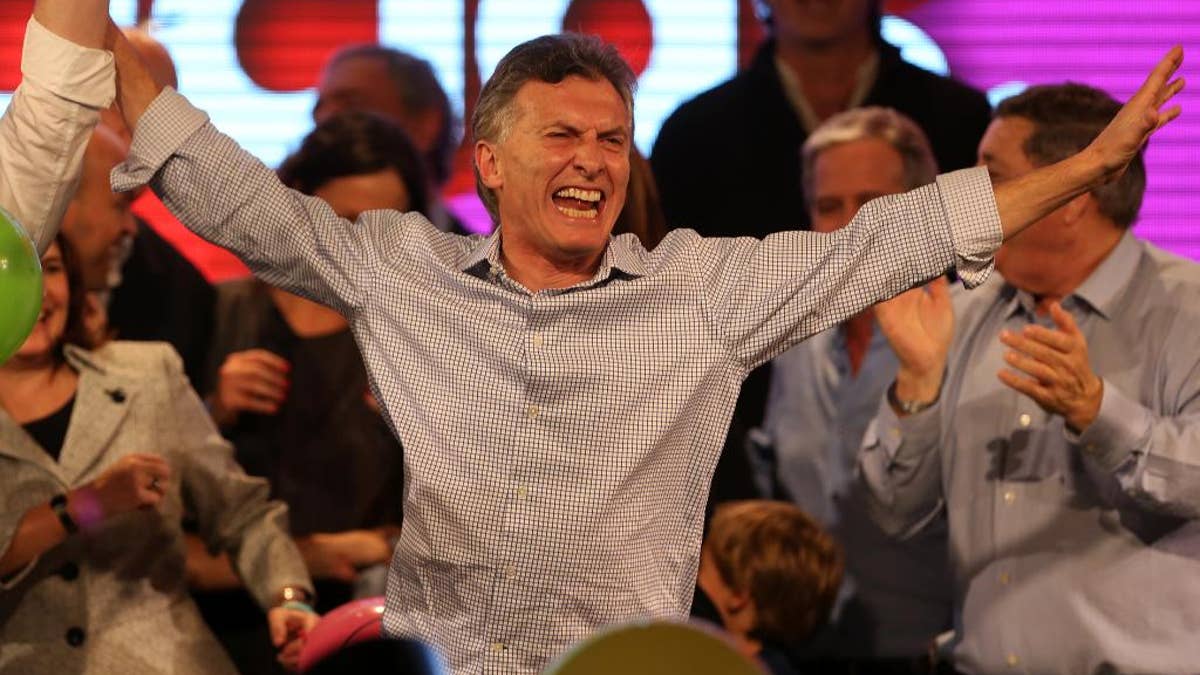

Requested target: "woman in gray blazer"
[{"left": 0, "top": 236, "right": 319, "bottom": 674}]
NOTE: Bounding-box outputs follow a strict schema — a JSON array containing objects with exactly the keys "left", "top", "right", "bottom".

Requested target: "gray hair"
[
  {"left": 801, "top": 106, "right": 937, "bottom": 208},
  {"left": 995, "top": 83, "right": 1145, "bottom": 229},
  {"left": 472, "top": 33, "right": 637, "bottom": 225}
]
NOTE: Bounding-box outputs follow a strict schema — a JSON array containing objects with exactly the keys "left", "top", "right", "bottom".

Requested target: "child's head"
[{"left": 698, "top": 500, "right": 843, "bottom": 651}]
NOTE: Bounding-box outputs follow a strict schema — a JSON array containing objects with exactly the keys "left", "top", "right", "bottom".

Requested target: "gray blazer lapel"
[
  {"left": 0, "top": 407, "right": 68, "bottom": 485},
  {"left": 57, "top": 347, "right": 139, "bottom": 485}
]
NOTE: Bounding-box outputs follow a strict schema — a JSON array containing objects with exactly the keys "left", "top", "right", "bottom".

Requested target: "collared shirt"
[
  {"left": 860, "top": 232, "right": 1200, "bottom": 674},
  {"left": 756, "top": 321, "right": 953, "bottom": 658},
  {"left": 109, "top": 87, "right": 1001, "bottom": 675},
  {"left": 0, "top": 17, "right": 113, "bottom": 254}
]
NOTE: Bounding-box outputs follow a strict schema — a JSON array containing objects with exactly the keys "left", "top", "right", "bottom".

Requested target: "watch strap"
[{"left": 50, "top": 493, "right": 79, "bottom": 534}]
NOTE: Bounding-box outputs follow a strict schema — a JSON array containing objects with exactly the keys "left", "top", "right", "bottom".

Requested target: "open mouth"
[{"left": 552, "top": 186, "right": 603, "bottom": 219}]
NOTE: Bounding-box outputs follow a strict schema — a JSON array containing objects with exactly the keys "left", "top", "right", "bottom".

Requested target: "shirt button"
[
  {"left": 504, "top": 564, "right": 516, "bottom": 579},
  {"left": 999, "top": 572, "right": 1011, "bottom": 585},
  {"left": 65, "top": 627, "right": 86, "bottom": 647},
  {"left": 517, "top": 486, "right": 529, "bottom": 499},
  {"left": 58, "top": 562, "right": 79, "bottom": 581},
  {"left": 1003, "top": 490, "right": 1016, "bottom": 505},
  {"left": 532, "top": 333, "right": 544, "bottom": 347},
  {"left": 1018, "top": 413, "right": 1032, "bottom": 428},
  {"left": 490, "top": 642, "right": 506, "bottom": 653},
  {"left": 527, "top": 405, "right": 540, "bottom": 419},
  {"left": 1007, "top": 653, "right": 1019, "bottom": 667}
]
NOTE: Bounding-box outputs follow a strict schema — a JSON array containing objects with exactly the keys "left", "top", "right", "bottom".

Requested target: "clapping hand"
[
  {"left": 874, "top": 276, "right": 954, "bottom": 404},
  {"left": 998, "top": 301, "right": 1103, "bottom": 433}
]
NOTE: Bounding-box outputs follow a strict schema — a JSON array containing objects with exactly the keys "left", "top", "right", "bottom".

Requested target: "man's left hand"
[
  {"left": 268, "top": 605, "right": 320, "bottom": 671},
  {"left": 997, "top": 301, "right": 1103, "bottom": 433}
]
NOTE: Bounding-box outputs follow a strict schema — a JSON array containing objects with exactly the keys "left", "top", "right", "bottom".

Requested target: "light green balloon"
[
  {"left": 0, "top": 205, "right": 43, "bottom": 365},
  {"left": 544, "top": 620, "right": 765, "bottom": 675}
]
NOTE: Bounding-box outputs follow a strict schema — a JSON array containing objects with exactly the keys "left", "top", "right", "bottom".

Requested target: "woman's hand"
[
  {"left": 269, "top": 605, "right": 320, "bottom": 671},
  {"left": 72, "top": 453, "right": 170, "bottom": 525},
  {"left": 209, "top": 349, "right": 290, "bottom": 427}
]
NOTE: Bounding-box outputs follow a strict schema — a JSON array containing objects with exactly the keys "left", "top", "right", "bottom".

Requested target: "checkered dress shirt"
[{"left": 112, "top": 88, "right": 1001, "bottom": 674}]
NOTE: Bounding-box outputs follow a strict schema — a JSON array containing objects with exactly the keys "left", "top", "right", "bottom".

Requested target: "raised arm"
[
  {"left": 0, "top": 0, "right": 114, "bottom": 253},
  {"left": 994, "top": 47, "right": 1184, "bottom": 241},
  {"left": 34, "top": 0, "right": 109, "bottom": 47},
  {"left": 105, "top": 24, "right": 404, "bottom": 316}
]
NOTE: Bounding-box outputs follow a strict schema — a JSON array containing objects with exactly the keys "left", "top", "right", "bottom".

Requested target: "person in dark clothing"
[
  {"left": 650, "top": 0, "right": 993, "bottom": 521},
  {"left": 185, "top": 111, "right": 427, "bottom": 675}
]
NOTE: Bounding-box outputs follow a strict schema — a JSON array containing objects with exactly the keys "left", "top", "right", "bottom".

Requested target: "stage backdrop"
[{"left": 1, "top": 0, "right": 1197, "bottom": 279}]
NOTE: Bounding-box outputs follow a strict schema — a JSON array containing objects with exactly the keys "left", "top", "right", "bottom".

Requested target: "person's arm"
[
  {"left": 0, "top": 1, "right": 114, "bottom": 253},
  {"left": 854, "top": 280, "right": 955, "bottom": 538},
  {"left": 106, "top": 25, "right": 395, "bottom": 317},
  {"left": 1, "top": 453, "right": 170, "bottom": 583},
  {"left": 164, "top": 344, "right": 317, "bottom": 666},
  {"left": 698, "top": 49, "right": 1183, "bottom": 372}
]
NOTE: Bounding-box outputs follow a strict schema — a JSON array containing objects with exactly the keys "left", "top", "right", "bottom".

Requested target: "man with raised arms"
[{"left": 91, "top": 25, "right": 1183, "bottom": 674}]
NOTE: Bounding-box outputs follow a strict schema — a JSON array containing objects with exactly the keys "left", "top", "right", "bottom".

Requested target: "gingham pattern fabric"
[{"left": 113, "top": 88, "right": 1001, "bottom": 675}]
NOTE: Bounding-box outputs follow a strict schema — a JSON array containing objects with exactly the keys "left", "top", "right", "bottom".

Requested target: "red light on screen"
[{"left": 235, "top": 0, "right": 378, "bottom": 92}]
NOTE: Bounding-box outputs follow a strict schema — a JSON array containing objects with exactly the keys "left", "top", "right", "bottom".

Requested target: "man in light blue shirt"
[
  {"left": 861, "top": 82, "right": 1200, "bottom": 674},
  {"left": 754, "top": 107, "right": 952, "bottom": 666}
]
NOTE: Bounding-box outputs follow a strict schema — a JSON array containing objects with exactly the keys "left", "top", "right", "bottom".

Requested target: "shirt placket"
[{"left": 484, "top": 291, "right": 555, "bottom": 669}]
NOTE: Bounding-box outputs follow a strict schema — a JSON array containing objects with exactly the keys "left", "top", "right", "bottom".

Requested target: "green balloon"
[
  {"left": 544, "top": 621, "right": 764, "bottom": 675},
  {"left": 0, "top": 205, "right": 43, "bottom": 365}
]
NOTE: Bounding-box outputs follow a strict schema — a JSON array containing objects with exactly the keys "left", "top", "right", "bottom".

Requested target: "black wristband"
[{"left": 50, "top": 493, "right": 79, "bottom": 534}]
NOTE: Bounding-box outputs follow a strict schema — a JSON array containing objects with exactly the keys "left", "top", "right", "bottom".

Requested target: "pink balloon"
[{"left": 298, "top": 596, "right": 385, "bottom": 672}]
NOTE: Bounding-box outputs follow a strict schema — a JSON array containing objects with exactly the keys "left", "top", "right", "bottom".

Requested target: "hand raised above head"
[{"left": 1088, "top": 46, "right": 1185, "bottom": 183}]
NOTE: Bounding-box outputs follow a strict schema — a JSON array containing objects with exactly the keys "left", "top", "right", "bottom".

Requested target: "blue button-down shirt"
[
  {"left": 860, "top": 232, "right": 1200, "bottom": 674},
  {"left": 756, "top": 322, "right": 952, "bottom": 658},
  {"left": 109, "top": 88, "right": 1002, "bottom": 675}
]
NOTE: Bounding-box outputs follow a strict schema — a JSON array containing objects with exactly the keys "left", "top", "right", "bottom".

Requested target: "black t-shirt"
[{"left": 22, "top": 396, "right": 75, "bottom": 463}]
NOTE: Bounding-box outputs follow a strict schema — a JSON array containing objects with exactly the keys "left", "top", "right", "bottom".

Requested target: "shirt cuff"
[
  {"left": 935, "top": 167, "right": 1002, "bottom": 289},
  {"left": 865, "top": 392, "right": 942, "bottom": 463},
  {"left": 21, "top": 17, "right": 114, "bottom": 109},
  {"left": 1069, "top": 378, "right": 1152, "bottom": 472},
  {"left": 111, "top": 87, "right": 209, "bottom": 192}
]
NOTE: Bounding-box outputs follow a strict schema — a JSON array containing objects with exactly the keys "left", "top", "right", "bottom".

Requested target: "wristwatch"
[
  {"left": 888, "top": 383, "right": 937, "bottom": 416},
  {"left": 50, "top": 494, "right": 79, "bottom": 534}
]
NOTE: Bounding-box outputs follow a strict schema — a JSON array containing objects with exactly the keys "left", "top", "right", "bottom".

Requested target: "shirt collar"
[
  {"left": 1004, "top": 231, "right": 1140, "bottom": 321},
  {"left": 458, "top": 228, "right": 648, "bottom": 287}
]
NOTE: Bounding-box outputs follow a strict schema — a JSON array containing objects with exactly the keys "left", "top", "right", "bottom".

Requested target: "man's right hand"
[
  {"left": 875, "top": 277, "right": 954, "bottom": 406},
  {"left": 210, "top": 349, "right": 290, "bottom": 427},
  {"left": 73, "top": 453, "right": 171, "bottom": 523}
]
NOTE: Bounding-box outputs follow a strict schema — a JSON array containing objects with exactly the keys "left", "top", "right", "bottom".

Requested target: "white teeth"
[
  {"left": 555, "top": 187, "right": 602, "bottom": 202},
  {"left": 556, "top": 205, "right": 598, "bottom": 219}
]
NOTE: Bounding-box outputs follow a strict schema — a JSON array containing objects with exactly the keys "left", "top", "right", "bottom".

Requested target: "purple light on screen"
[{"left": 905, "top": 0, "right": 1200, "bottom": 260}]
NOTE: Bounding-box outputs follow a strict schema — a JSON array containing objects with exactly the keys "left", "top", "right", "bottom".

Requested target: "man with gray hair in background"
[
  {"left": 98, "top": 17, "right": 1182, "bottom": 673},
  {"left": 749, "top": 106, "right": 952, "bottom": 673}
]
